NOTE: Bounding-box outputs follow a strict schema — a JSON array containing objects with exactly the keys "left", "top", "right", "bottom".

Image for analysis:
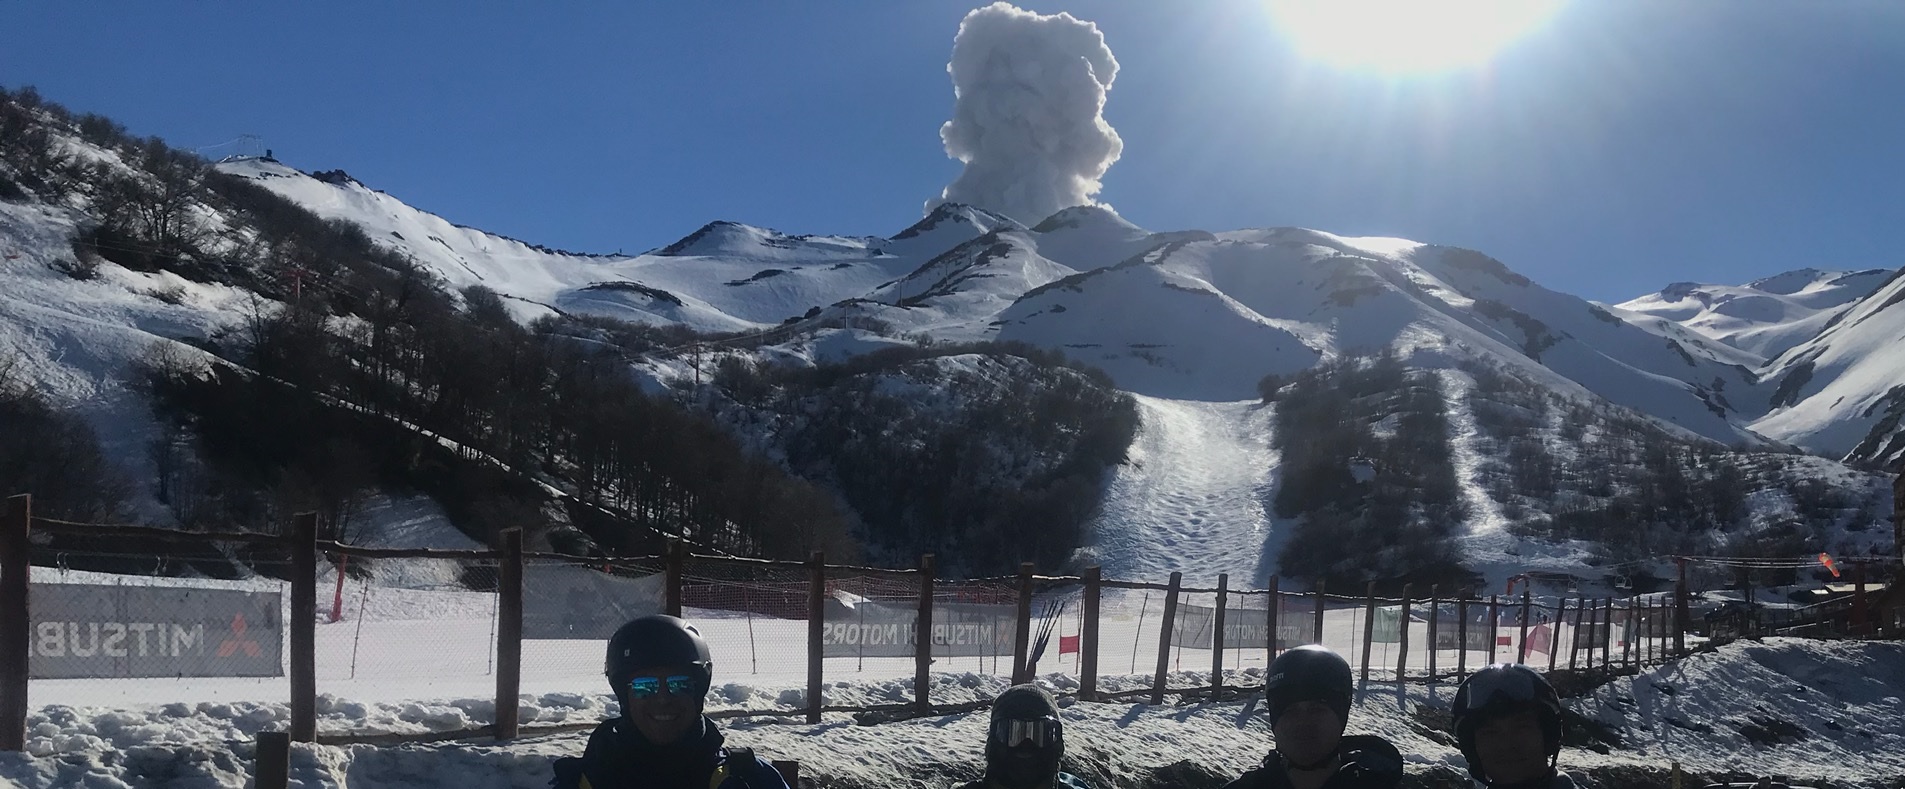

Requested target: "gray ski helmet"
[
  {"left": 605, "top": 615, "right": 714, "bottom": 695},
  {"left": 1265, "top": 645, "right": 1353, "bottom": 727},
  {"left": 1451, "top": 663, "right": 1562, "bottom": 784}
]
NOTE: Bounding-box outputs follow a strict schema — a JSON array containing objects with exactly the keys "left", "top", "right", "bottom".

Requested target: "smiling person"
[
  {"left": 955, "top": 684, "right": 1089, "bottom": 789},
  {"left": 553, "top": 615, "right": 790, "bottom": 789},
  {"left": 1451, "top": 664, "right": 1574, "bottom": 789},
  {"left": 1223, "top": 645, "right": 1402, "bottom": 789}
]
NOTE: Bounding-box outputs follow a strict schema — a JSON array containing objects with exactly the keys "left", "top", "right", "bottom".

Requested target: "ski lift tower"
[{"left": 196, "top": 134, "right": 267, "bottom": 162}]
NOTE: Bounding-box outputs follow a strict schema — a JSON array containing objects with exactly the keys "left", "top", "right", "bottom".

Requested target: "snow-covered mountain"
[
  {"left": 3, "top": 90, "right": 1897, "bottom": 594},
  {"left": 1614, "top": 267, "right": 1905, "bottom": 466},
  {"left": 216, "top": 157, "right": 1795, "bottom": 447},
  {"left": 1613, "top": 268, "right": 1891, "bottom": 359},
  {"left": 199, "top": 155, "right": 1905, "bottom": 588},
  {"left": 1752, "top": 268, "right": 1905, "bottom": 466}
]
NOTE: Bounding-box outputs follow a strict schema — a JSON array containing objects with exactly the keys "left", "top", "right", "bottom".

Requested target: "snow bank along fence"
[{"left": 1, "top": 492, "right": 1876, "bottom": 752}]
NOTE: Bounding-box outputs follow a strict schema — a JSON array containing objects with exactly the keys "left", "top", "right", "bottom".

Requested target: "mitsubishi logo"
[{"left": 216, "top": 613, "right": 262, "bottom": 658}]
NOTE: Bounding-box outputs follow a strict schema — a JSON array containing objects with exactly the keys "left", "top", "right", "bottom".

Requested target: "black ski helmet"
[
  {"left": 1451, "top": 663, "right": 1563, "bottom": 784},
  {"left": 605, "top": 615, "right": 714, "bottom": 696},
  {"left": 1265, "top": 645, "right": 1353, "bottom": 727}
]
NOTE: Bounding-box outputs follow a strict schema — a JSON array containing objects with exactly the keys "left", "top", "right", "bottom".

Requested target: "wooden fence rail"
[{"left": 5, "top": 492, "right": 1785, "bottom": 752}]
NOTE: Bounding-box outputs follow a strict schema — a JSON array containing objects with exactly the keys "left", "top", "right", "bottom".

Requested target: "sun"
[{"left": 1264, "top": 0, "right": 1563, "bottom": 74}]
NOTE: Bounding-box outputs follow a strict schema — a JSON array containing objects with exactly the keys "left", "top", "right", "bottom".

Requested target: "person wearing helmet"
[
  {"left": 1450, "top": 664, "right": 1573, "bottom": 789},
  {"left": 551, "top": 615, "right": 790, "bottom": 789},
  {"left": 1222, "top": 645, "right": 1402, "bottom": 789},
  {"left": 954, "top": 684, "right": 1090, "bottom": 789}
]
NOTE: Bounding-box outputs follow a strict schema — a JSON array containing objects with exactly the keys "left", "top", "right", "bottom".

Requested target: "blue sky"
[{"left": 2, "top": 1, "right": 1901, "bottom": 302}]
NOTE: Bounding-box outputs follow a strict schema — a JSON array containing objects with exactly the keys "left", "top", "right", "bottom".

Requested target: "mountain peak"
[
  {"left": 310, "top": 169, "right": 364, "bottom": 188},
  {"left": 1659, "top": 281, "right": 1707, "bottom": 302},
  {"left": 1746, "top": 268, "right": 1833, "bottom": 295},
  {"left": 1030, "top": 204, "right": 1142, "bottom": 234},
  {"left": 892, "top": 202, "right": 1022, "bottom": 241}
]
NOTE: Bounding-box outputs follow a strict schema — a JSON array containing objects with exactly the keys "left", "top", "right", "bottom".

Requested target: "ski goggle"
[
  {"left": 989, "top": 716, "right": 1061, "bottom": 749},
  {"left": 626, "top": 674, "right": 697, "bottom": 699},
  {"left": 1463, "top": 665, "right": 1544, "bottom": 710}
]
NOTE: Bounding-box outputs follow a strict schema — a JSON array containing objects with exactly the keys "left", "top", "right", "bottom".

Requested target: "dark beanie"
[
  {"left": 992, "top": 684, "right": 1060, "bottom": 722},
  {"left": 1265, "top": 646, "right": 1353, "bottom": 728}
]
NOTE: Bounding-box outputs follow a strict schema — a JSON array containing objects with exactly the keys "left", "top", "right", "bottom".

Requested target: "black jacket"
[
  {"left": 551, "top": 716, "right": 790, "bottom": 789},
  {"left": 1218, "top": 735, "right": 1403, "bottom": 789}
]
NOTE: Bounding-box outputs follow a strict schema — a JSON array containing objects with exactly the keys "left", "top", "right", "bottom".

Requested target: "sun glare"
[{"left": 1265, "top": 0, "right": 1562, "bottom": 74}]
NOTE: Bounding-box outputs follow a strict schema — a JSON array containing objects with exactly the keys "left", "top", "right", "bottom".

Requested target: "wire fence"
[{"left": 2, "top": 493, "right": 1897, "bottom": 752}]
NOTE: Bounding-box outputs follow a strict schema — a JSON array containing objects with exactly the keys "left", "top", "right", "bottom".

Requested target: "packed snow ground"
[{"left": 6, "top": 631, "right": 1898, "bottom": 788}]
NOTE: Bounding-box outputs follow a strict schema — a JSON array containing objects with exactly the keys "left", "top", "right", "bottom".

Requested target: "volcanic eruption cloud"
[{"left": 929, "top": 2, "right": 1123, "bottom": 227}]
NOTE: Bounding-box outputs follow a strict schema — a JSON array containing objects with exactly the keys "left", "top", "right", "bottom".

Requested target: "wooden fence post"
[
  {"left": 1266, "top": 575, "right": 1281, "bottom": 665},
  {"left": 495, "top": 528, "right": 523, "bottom": 741},
  {"left": 1426, "top": 585, "right": 1440, "bottom": 683},
  {"left": 1360, "top": 582, "right": 1377, "bottom": 683},
  {"left": 1081, "top": 567, "right": 1102, "bottom": 701},
  {"left": 255, "top": 731, "right": 289, "bottom": 789},
  {"left": 1674, "top": 558, "right": 1689, "bottom": 655},
  {"left": 1623, "top": 595, "right": 1637, "bottom": 668},
  {"left": 1600, "top": 598, "right": 1614, "bottom": 669},
  {"left": 1150, "top": 572, "right": 1182, "bottom": 704},
  {"left": 807, "top": 551, "right": 824, "bottom": 724},
  {"left": 1853, "top": 562, "right": 1869, "bottom": 634},
  {"left": 1655, "top": 599, "right": 1664, "bottom": 664},
  {"left": 1517, "top": 590, "right": 1533, "bottom": 664},
  {"left": 1312, "top": 580, "right": 1327, "bottom": 647},
  {"left": 1013, "top": 563, "right": 1035, "bottom": 683},
  {"left": 1571, "top": 596, "right": 1587, "bottom": 671},
  {"left": 0, "top": 495, "right": 29, "bottom": 753},
  {"left": 1456, "top": 595, "right": 1470, "bottom": 682},
  {"left": 1486, "top": 595, "right": 1500, "bottom": 668},
  {"left": 290, "top": 512, "right": 317, "bottom": 743},
  {"left": 665, "top": 540, "right": 685, "bottom": 618},
  {"left": 1212, "top": 573, "right": 1229, "bottom": 693},
  {"left": 1549, "top": 598, "right": 1567, "bottom": 673},
  {"left": 916, "top": 554, "right": 935, "bottom": 715},
  {"left": 1396, "top": 584, "right": 1413, "bottom": 681}
]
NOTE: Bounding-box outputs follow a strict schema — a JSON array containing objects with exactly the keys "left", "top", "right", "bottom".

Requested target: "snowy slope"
[
  {"left": 1751, "top": 267, "right": 1905, "bottom": 461},
  {"left": 216, "top": 159, "right": 924, "bottom": 333},
  {"left": 1613, "top": 268, "right": 1891, "bottom": 359},
  {"left": 987, "top": 230, "right": 1767, "bottom": 446},
  {"left": 1080, "top": 397, "right": 1279, "bottom": 585},
  {"left": 0, "top": 200, "right": 253, "bottom": 518}
]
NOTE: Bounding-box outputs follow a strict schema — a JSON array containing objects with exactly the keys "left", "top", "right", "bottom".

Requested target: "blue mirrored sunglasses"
[
  {"left": 627, "top": 674, "right": 697, "bottom": 699},
  {"left": 989, "top": 716, "right": 1060, "bottom": 748}
]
